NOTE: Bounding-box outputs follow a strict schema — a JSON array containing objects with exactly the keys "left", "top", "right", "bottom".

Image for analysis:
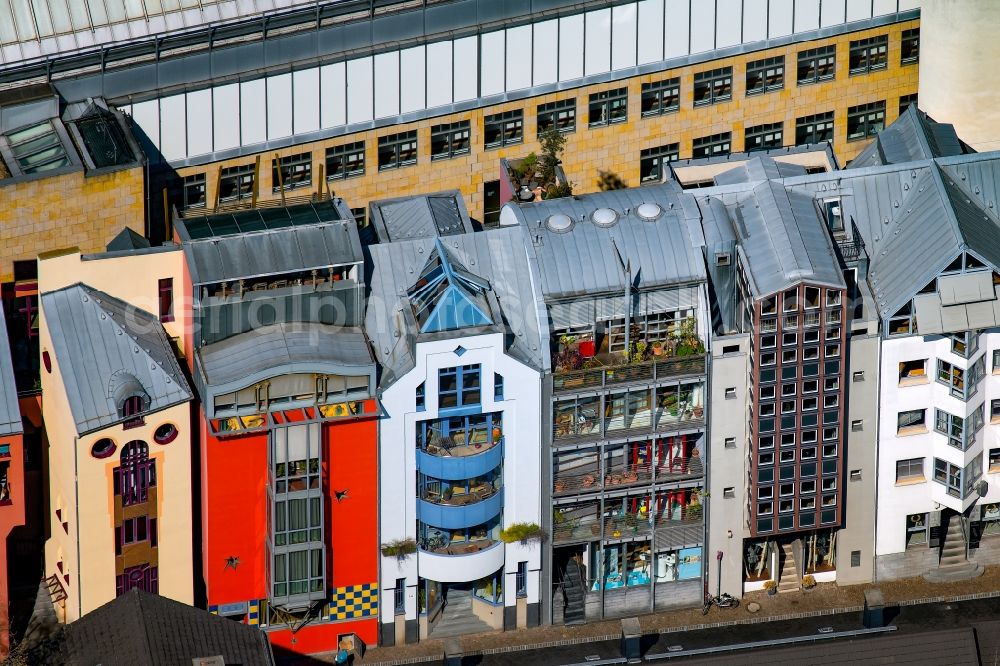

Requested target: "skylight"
[
  {"left": 7, "top": 120, "right": 69, "bottom": 174},
  {"left": 407, "top": 239, "right": 493, "bottom": 334}
]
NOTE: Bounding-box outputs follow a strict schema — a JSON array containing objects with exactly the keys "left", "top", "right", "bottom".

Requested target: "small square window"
[
  {"left": 758, "top": 486, "right": 774, "bottom": 500},
  {"left": 851, "top": 550, "right": 861, "bottom": 567},
  {"left": 850, "top": 469, "right": 862, "bottom": 481},
  {"left": 723, "top": 487, "right": 736, "bottom": 498},
  {"left": 801, "top": 446, "right": 817, "bottom": 460},
  {"left": 716, "top": 252, "right": 731, "bottom": 266},
  {"left": 851, "top": 420, "right": 863, "bottom": 431},
  {"left": 724, "top": 437, "right": 736, "bottom": 449},
  {"left": 852, "top": 370, "right": 864, "bottom": 382},
  {"left": 725, "top": 387, "right": 737, "bottom": 399}
]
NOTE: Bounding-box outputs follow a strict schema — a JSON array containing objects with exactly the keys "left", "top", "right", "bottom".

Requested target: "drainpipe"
[{"left": 74, "top": 436, "right": 82, "bottom": 620}]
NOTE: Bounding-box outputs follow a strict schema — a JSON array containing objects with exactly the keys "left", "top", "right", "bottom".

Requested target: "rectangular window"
[
  {"left": 588, "top": 88, "right": 628, "bottom": 127},
  {"left": 483, "top": 180, "right": 501, "bottom": 227},
  {"left": 849, "top": 35, "right": 888, "bottom": 75},
  {"left": 933, "top": 458, "right": 962, "bottom": 498},
  {"left": 415, "top": 382, "right": 425, "bottom": 412},
  {"left": 272, "top": 152, "right": 312, "bottom": 192},
  {"left": 990, "top": 448, "right": 1000, "bottom": 471},
  {"left": 351, "top": 207, "right": 367, "bottom": 228},
  {"left": 516, "top": 561, "right": 528, "bottom": 597},
  {"left": 693, "top": 67, "right": 733, "bottom": 106},
  {"left": 394, "top": 578, "right": 406, "bottom": 614},
  {"left": 641, "top": 78, "right": 680, "bottom": 117},
  {"left": 484, "top": 110, "right": 523, "bottom": 149},
  {"left": 746, "top": 56, "right": 785, "bottom": 95},
  {"left": 639, "top": 143, "right": 679, "bottom": 183},
  {"left": 326, "top": 141, "right": 365, "bottom": 180},
  {"left": 537, "top": 99, "right": 576, "bottom": 135},
  {"left": 494, "top": 373, "right": 504, "bottom": 401},
  {"left": 158, "top": 278, "right": 174, "bottom": 323},
  {"left": 899, "top": 93, "right": 918, "bottom": 116},
  {"left": 897, "top": 409, "right": 925, "bottom": 433},
  {"left": 378, "top": 131, "right": 418, "bottom": 171},
  {"left": 796, "top": 112, "right": 834, "bottom": 145},
  {"left": 745, "top": 122, "right": 784, "bottom": 152},
  {"left": 439, "top": 364, "right": 481, "bottom": 409},
  {"left": 692, "top": 132, "right": 731, "bottom": 159},
  {"left": 6, "top": 120, "right": 70, "bottom": 175},
  {"left": 183, "top": 173, "right": 206, "bottom": 209},
  {"left": 901, "top": 28, "right": 919, "bottom": 65},
  {"left": 431, "top": 121, "right": 471, "bottom": 160},
  {"left": 217, "top": 163, "right": 255, "bottom": 203},
  {"left": 797, "top": 45, "right": 836, "bottom": 84},
  {"left": 992, "top": 399, "right": 1000, "bottom": 424},
  {"left": 847, "top": 101, "right": 886, "bottom": 142}
]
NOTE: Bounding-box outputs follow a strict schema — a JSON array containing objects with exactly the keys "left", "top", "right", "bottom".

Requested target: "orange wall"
[
  {"left": 324, "top": 412, "right": 378, "bottom": 591},
  {"left": 268, "top": 618, "right": 376, "bottom": 655},
  {"left": 201, "top": 421, "right": 268, "bottom": 605}
]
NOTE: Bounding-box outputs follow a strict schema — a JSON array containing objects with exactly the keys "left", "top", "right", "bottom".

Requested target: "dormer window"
[
  {"left": 823, "top": 198, "right": 844, "bottom": 234},
  {"left": 121, "top": 395, "right": 145, "bottom": 430}
]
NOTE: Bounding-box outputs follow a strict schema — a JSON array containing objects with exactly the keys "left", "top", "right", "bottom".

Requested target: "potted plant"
[
  {"left": 554, "top": 479, "right": 567, "bottom": 492},
  {"left": 500, "top": 522, "right": 548, "bottom": 544},
  {"left": 651, "top": 341, "right": 664, "bottom": 357},
  {"left": 492, "top": 426, "right": 502, "bottom": 443},
  {"left": 381, "top": 538, "right": 417, "bottom": 561},
  {"left": 802, "top": 574, "right": 816, "bottom": 590},
  {"left": 442, "top": 487, "right": 453, "bottom": 502},
  {"left": 764, "top": 580, "right": 778, "bottom": 596}
]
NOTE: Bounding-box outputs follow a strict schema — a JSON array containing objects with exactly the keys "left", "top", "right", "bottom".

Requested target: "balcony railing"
[
  {"left": 552, "top": 509, "right": 703, "bottom": 546},
  {"left": 553, "top": 409, "right": 704, "bottom": 444},
  {"left": 553, "top": 354, "right": 706, "bottom": 393},
  {"left": 420, "top": 483, "right": 500, "bottom": 507},
  {"left": 421, "top": 430, "right": 501, "bottom": 458},
  {"left": 553, "top": 458, "right": 703, "bottom": 495},
  {"left": 418, "top": 537, "right": 499, "bottom": 556}
]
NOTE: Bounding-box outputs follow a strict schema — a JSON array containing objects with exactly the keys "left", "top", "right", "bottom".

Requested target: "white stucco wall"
[
  {"left": 876, "top": 330, "right": 1000, "bottom": 556},
  {"left": 378, "top": 332, "right": 542, "bottom": 620}
]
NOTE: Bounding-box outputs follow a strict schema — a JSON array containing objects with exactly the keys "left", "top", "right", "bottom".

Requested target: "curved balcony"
[
  {"left": 417, "top": 488, "right": 504, "bottom": 530},
  {"left": 418, "top": 539, "right": 505, "bottom": 583},
  {"left": 416, "top": 437, "right": 503, "bottom": 481}
]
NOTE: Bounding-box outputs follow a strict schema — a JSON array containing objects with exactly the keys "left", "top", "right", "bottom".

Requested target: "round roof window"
[
  {"left": 546, "top": 213, "right": 574, "bottom": 233},
  {"left": 591, "top": 207, "right": 619, "bottom": 227},
  {"left": 154, "top": 423, "right": 179, "bottom": 445},
  {"left": 636, "top": 203, "right": 663, "bottom": 221},
  {"left": 91, "top": 438, "right": 116, "bottom": 459}
]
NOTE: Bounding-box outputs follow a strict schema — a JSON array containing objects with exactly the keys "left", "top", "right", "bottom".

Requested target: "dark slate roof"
[
  {"left": 57, "top": 589, "right": 274, "bottom": 666},
  {"left": 0, "top": 300, "right": 22, "bottom": 437},
  {"left": 41, "top": 284, "right": 192, "bottom": 436},
  {"left": 368, "top": 190, "right": 475, "bottom": 242},
  {"left": 106, "top": 227, "right": 151, "bottom": 252},
  {"left": 849, "top": 105, "right": 967, "bottom": 170}
]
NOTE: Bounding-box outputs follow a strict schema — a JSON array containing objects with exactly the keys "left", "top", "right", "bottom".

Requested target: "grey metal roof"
[
  {"left": 729, "top": 179, "right": 845, "bottom": 297},
  {"left": 368, "top": 191, "right": 475, "bottom": 242},
  {"left": 105, "top": 227, "right": 150, "bottom": 252},
  {"left": 365, "top": 225, "right": 545, "bottom": 385},
  {"left": 849, "top": 105, "right": 966, "bottom": 170},
  {"left": 0, "top": 300, "right": 22, "bottom": 437},
  {"left": 501, "top": 184, "right": 707, "bottom": 301},
  {"left": 178, "top": 200, "right": 364, "bottom": 285},
  {"left": 41, "top": 284, "right": 192, "bottom": 436},
  {"left": 195, "top": 322, "right": 373, "bottom": 395},
  {"left": 713, "top": 157, "right": 807, "bottom": 186}
]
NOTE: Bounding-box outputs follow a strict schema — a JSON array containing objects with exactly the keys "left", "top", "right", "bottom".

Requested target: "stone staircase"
[
  {"left": 427, "top": 587, "right": 494, "bottom": 639},
  {"left": 777, "top": 543, "right": 800, "bottom": 593},
  {"left": 562, "top": 560, "right": 587, "bottom": 625},
  {"left": 924, "top": 515, "right": 984, "bottom": 583}
]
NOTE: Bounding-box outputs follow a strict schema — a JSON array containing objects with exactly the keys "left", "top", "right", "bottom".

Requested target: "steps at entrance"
[
  {"left": 924, "top": 516, "right": 984, "bottom": 583},
  {"left": 428, "top": 589, "right": 494, "bottom": 639},
  {"left": 562, "top": 561, "right": 587, "bottom": 625},
  {"left": 777, "top": 544, "right": 799, "bottom": 593}
]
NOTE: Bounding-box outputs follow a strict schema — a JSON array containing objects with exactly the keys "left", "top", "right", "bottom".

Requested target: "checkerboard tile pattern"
[{"left": 328, "top": 582, "right": 378, "bottom": 621}]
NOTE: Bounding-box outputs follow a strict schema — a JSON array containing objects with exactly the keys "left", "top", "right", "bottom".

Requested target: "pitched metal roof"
[
  {"left": 729, "top": 179, "right": 845, "bottom": 297},
  {"left": 177, "top": 200, "right": 363, "bottom": 285},
  {"left": 849, "top": 105, "right": 966, "bottom": 169},
  {"left": 55, "top": 589, "right": 274, "bottom": 666},
  {"left": 41, "top": 284, "right": 192, "bottom": 436},
  {"left": 714, "top": 158, "right": 807, "bottom": 185},
  {"left": 0, "top": 300, "right": 22, "bottom": 437},
  {"left": 366, "top": 225, "right": 545, "bottom": 385},
  {"left": 369, "top": 191, "right": 474, "bottom": 242},
  {"left": 195, "top": 322, "right": 373, "bottom": 395},
  {"left": 501, "top": 184, "right": 707, "bottom": 301},
  {"left": 105, "top": 227, "right": 150, "bottom": 252}
]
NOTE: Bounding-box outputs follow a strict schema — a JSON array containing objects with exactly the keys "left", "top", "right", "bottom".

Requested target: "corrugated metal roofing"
[
  {"left": 182, "top": 221, "right": 363, "bottom": 285},
  {"left": 502, "top": 184, "right": 706, "bottom": 301},
  {"left": 365, "top": 225, "right": 545, "bottom": 385},
  {"left": 196, "top": 322, "right": 373, "bottom": 392},
  {"left": 369, "top": 191, "right": 474, "bottom": 242},
  {"left": 41, "top": 284, "right": 192, "bottom": 436},
  {"left": 0, "top": 300, "right": 22, "bottom": 437}
]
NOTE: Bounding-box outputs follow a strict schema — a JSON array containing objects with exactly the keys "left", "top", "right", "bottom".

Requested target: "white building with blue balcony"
[{"left": 364, "top": 194, "right": 545, "bottom": 644}]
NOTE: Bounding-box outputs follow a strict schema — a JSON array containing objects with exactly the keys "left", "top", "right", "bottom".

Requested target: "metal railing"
[
  {"left": 553, "top": 459, "right": 703, "bottom": 496},
  {"left": 553, "top": 354, "right": 706, "bottom": 393}
]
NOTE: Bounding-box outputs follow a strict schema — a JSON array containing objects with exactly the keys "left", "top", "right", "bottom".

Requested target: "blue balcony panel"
[
  {"left": 416, "top": 489, "right": 504, "bottom": 530},
  {"left": 415, "top": 439, "right": 503, "bottom": 481}
]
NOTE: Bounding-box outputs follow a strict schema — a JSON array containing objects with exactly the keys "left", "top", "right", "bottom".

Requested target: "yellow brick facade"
[
  {"left": 176, "top": 20, "right": 919, "bottom": 222},
  {"left": 0, "top": 166, "right": 145, "bottom": 282}
]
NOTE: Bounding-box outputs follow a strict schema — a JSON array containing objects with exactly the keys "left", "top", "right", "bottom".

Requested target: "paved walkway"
[{"left": 282, "top": 565, "right": 1000, "bottom": 665}]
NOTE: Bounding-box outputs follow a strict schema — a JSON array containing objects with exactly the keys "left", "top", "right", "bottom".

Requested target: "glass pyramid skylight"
[{"left": 407, "top": 239, "right": 493, "bottom": 333}]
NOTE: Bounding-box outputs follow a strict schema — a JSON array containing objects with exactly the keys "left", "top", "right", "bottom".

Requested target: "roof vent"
[
  {"left": 546, "top": 213, "right": 574, "bottom": 233},
  {"left": 636, "top": 203, "right": 663, "bottom": 221},
  {"left": 591, "top": 207, "right": 619, "bottom": 227}
]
